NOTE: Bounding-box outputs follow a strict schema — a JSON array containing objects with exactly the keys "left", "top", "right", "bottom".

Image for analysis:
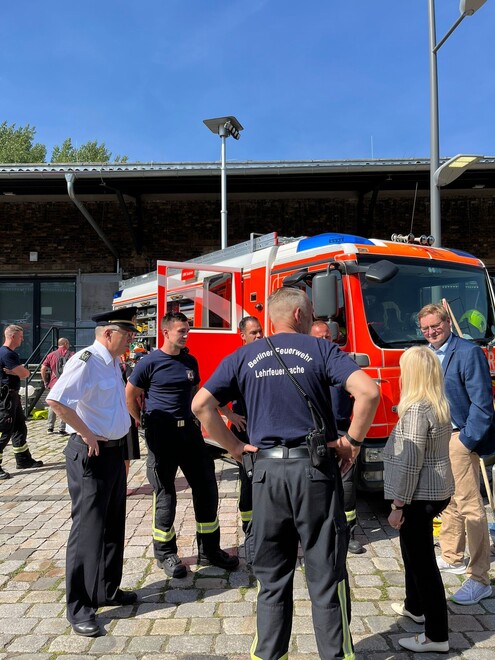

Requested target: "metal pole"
[
  {"left": 219, "top": 128, "right": 228, "bottom": 250},
  {"left": 428, "top": 0, "right": 442, "bottom": 246}
]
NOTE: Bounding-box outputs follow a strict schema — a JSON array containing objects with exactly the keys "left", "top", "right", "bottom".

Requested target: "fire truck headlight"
[
  {"left": 361, "top": 470, "right": 383, "bottom": 483},
  {"left": 364, "top": 447, "right": 383, "bottom": 463}
]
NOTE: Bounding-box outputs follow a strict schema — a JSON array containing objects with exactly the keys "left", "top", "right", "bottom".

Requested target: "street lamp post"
[
  {"left": 428, "top": 0, "right": 487, "bottom": 247},
  {"left": 203, "top": 116, "right": 243, "bottom": 250}
]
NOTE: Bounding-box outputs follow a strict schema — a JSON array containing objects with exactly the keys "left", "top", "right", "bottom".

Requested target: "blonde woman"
[{"left": 384, "top": 346, "right": 454, "bottom": 653}]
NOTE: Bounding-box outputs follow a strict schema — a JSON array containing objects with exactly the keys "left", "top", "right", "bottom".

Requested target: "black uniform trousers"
[
  {"left": 64, "top": 434, "right": 126, "bottom": 624},
  {"left": 246, "top": 452, "right": 354, "bottom": 660},
  {"left": 399, "top": 497, "right": 451, "bottom": 643},
  {"left": 0, "top": 391, "right": 33, "bottom": 466},
  {"left": 145, "top": 416, "right": 221, "bottom": 560},
  {"left": 232, "top": 425, "right": 253, "bottom": 534}
]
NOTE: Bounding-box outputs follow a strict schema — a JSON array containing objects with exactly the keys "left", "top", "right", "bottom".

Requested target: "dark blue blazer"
[{"left": 442, "top": 334, "right": 495, "bottom": 456}]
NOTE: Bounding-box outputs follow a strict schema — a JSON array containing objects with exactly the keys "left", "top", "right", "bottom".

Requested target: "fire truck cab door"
[{"left": 156, "top": 259, "right": 244, "bottom": 383}]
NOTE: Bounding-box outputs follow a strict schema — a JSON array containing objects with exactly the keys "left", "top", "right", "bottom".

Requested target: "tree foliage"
[
  {"left": 0, "top": 121, "right": 128, "bottom": 164},
  {"left": 50, "top": 138, "right": 128, "bottom": 163},
  {"left": 0, "top": 121, "right": 47, "bottom": 163}
]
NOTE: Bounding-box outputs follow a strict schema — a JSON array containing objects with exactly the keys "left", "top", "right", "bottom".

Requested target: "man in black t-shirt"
[
  {"left": 0, "top": 324, "right": 43, "bottom": 479},
  {"left": 126, "top": 312, "right": 238, "bottom": 579},
  {"left": 192, "top": 288, "right": 379, "bottom": 660},
  {"left": 311, "top": 320, "right": 364, "bottom": 554},
  {"left": 221, "top": 316, "right": 263, "bottom": 533}
]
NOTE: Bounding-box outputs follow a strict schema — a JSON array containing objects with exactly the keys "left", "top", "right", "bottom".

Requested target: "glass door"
[{"left": 0, "top": 282, "right": 35, "bottom": 360}]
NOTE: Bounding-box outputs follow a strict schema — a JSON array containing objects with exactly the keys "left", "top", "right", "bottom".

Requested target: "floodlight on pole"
[
  {"left": 428, "top": 0, "right": 488, "bottom": 247},
  {"left": 434, "top": 154, "right": 482, "bottom": 187},
  {"left": 203, "top": 116, "right": 244, "bottom": 250}
]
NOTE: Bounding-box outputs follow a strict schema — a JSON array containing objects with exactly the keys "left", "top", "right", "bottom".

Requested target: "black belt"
[
  {"left": 73, "top": 434, "right": 124, "bottom": 449},
  {"left": 98, "top": 438, "right": 125, "bottom": 449},
  {"left": 258, "top": 446, "right": 309, "bottom": 459}
]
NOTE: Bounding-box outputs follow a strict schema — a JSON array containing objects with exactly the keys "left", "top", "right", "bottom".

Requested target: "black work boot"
[
  {"left": 198, "top": 548, "right": 239, "bottom": 570},
  {"left": 16, "top": 454, "right": 44, "bottom": 469},
  {"left": 0, "top": 466, "right": 10, "bottom": 480},
  {"left": 348, "top": 524, "right": 365, "bottom": 554}
]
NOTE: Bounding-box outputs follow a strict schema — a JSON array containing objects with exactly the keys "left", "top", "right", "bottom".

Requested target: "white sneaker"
[
  {"left": 436, "top": 555, "right": 467, "bottom": 574},
  {"left": 391, "top": 602, "right": 425, "bottom": 623},
  {"left": 398, "top": 633, "right": 449, "bottom": 653},
  {"left": 450, "top": 579, "right": 492, "bottom": 605}
]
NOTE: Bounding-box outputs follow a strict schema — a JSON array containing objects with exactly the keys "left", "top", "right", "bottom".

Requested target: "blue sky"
[{"left": 1, "top": 1, "right": 494, "bottom": 163}]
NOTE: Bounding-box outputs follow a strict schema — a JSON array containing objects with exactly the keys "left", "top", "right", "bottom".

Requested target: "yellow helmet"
[{"left": 460, "top": 309, "right": 487, "bottom": 334}]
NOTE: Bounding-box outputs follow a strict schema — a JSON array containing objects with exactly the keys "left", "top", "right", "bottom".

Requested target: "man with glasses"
[
  {"left": 418, "top": 303, "right": 495, "bottom": 605},
  {"left": 47, "top": 307, "right": 138, "bottom": 637}
]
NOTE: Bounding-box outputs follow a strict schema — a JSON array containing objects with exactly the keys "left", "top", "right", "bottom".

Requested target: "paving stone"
[
  {"left": 0, "top": 617, "right": 37, "bottom": 634},
  {"left": 222, "top": 616, "right": 256, "bottom": 634},
  {"left": 294, "top": 633, "right": 318, "bottom": 653},
  {"left": 127, "top": 636, "right": 168, "bottom": 652},
  {"left": 150, "top": 618, "right": 188, "bottom": 635},
  {"left": 8, "top": 635, "right": 48, "bottom": 653},
  {"left": 48, "top": 634, "right": 93, "bottom": 652},
  {"left": 175, "top": 602, "right": 216, "bottom": 617},
  {"left": 354, "top": 574, "right": 383, "bottom": 587},
  {"left": 217, "top": 601, "right": 254, "bottom": 617},
  {"left": 190, "top": 617, "right": 222, "bottom": 634},
  {"left": 164, "top": 588, "right": 201, "bottom": 604},
  {"left": 166, "top": 634, "right": 214, "bottom": 653},
  {"left": 33, "top": 618, "right": 71, "bottom": 634},
  {"left": 213, "top": 634, "right": 253, "bottom": 654},
  {"left": 88, "top": 635, "right": 127, "bottom": 653}
]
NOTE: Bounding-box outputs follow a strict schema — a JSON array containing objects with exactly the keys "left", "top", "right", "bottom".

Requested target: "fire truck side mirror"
[
  {"left": 312, "top": 271, "right": 339, "bottom": 320},
  {"left": 365, "top": 260, "right": 399, "bottom": 284}
]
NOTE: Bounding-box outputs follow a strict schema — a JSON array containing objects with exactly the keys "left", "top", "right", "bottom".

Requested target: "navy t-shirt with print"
[
  {"left": 203, "top": 333, "right": 360, "bottom": 449},
  {"left": 129, "top": 349, "right": 200, "bottom": 419},
  {"left": 0, "top": 345, "right": 22, "bottom": 390}
]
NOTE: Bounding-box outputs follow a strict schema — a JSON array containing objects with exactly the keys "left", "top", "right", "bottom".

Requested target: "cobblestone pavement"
[{"left": 1, "top": 419, "right": 495, "bottom": 659}]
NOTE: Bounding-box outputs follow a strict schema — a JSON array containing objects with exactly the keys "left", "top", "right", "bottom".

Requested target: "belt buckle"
[{"left": 177, "top": 420, "right": 185, "bottom": 428}]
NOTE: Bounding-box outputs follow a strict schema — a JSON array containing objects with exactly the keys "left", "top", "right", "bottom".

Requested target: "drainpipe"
[{"left": 65, "top": 173, "right": 120, "bottom": 264}]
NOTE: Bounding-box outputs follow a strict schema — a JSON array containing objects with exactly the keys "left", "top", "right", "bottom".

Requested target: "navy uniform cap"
[{"left": 91, "top": 307, "right": 138, "bottom": 331}]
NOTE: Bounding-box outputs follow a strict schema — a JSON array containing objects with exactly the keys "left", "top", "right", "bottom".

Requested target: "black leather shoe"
[
  {"left": 16, "top": 458, "right": 44, "bottom": 469},
  {"left": 72, "top": 621, "right": 100, "bottom": 637},
  {"left": 105, "top": 589, "right": 137, "bottom": 606},
  {"left": 198, "top": 549, "right": 239, "bottom": 570},
  {"left": 0, "top": 467, "right": 10, "bottom": 480},
  {"left": 158, "top": 554, "right": 187, "bottom": 578},
  {"left": 348, "top": 538, "right": 365, "bottom": 554}
]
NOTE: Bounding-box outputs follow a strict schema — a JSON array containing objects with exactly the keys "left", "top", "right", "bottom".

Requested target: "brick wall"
[{"left": 1, "top": 192, "right": 495, "bottom": 278}]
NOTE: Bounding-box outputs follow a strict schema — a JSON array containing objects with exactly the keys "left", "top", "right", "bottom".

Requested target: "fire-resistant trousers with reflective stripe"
[
  {"left": 145, "top": 417, "right": 221, "bottom": 561},
  {"left": 246, "top": 454, "right": 353, "bottom": 660},
  {"left": 0, "top": 391, "right": 33, "bottom": 466}
]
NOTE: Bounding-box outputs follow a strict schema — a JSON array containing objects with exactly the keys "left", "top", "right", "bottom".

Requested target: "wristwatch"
[
  {"left": 344, "top": 432, "right": 362, "bottom": 447},
  {"left": 391, "top": 503, "right": 404, "bottom": 511}
]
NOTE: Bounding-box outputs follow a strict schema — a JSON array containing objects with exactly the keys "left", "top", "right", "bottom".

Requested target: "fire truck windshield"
[{"left": 358, "top": 255, "right": 495, "bottom": 349}]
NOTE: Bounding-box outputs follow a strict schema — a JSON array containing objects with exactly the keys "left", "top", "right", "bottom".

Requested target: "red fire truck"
[{"left": 113, "top": 231, "right": 495, "bottom": 491}]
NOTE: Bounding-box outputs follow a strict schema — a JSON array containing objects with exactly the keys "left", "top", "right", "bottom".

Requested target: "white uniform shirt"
[{"left": 47, "top": 340, "right": 130, "bottom": 439}]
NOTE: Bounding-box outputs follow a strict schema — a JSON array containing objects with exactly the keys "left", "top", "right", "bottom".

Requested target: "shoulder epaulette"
[{"left": 79, "top": 350, "right": 92, "bottom": 362}]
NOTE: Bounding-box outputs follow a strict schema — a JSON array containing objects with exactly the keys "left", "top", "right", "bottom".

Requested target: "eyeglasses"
[
  {"left": 109, "top": 328, "right": 136, "bottom": 339},
  {"left": 419, "top": 321, "right": 446, "bottom": 335}
]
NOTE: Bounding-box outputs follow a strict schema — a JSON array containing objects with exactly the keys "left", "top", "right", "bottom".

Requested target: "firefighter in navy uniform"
[
  {"left": 47, "top": 308, "right": 138, "bottom": 637},
  {"left": 193, "top": 287, "right": 379, "bottom": 660},
  {"left": 125, "top": 311, "right": 239, "bottom": 579},
  {"left": 220, "top": 315, "right": 263, "bottom": 533}
]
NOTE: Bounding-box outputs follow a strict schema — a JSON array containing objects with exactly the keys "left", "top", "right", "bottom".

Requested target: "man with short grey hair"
[{"left": 48, "top": 307, "right": 138, "bottom": 637}]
